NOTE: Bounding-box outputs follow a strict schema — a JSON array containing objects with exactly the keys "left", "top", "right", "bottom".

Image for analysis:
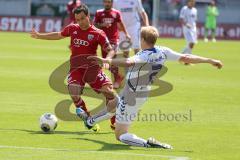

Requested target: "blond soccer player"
[{"left": 86, "top": 26, "right": 223, "bottom": 148}]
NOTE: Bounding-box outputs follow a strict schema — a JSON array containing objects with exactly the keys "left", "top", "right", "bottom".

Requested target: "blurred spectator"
[
  {"left": 142, "top": 0, "right": 152, "bottom": 19},
  {"left": 204, "top": 0, "right": 219, "bottom": 42},
  {"left": 67, "top": 0, "right": 81, "bottom": 23},
  {"left": 165, "top": 0, "right": 181, "bottom": 20},
  {"left": 179, "top": 0, "right": 198, "bottom": 57},
  {"left": 36, "top": 4, "right": 55, "bottom": 16}
]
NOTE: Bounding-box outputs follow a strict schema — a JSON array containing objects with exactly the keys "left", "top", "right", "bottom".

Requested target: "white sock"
[
  {"left": 119, "top": 133, "right": 148, "bottom": 147},
  {"left": 87, "top": 108, "right": 115, "bottom": 126}
]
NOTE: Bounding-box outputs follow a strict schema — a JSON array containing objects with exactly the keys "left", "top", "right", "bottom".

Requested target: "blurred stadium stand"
[
  {"left": 0, "top": 0, "right": 239, "bottom": 39},
  {"left": 157, "top": 0, "right": 240, "bottom": 24},
  {"left": 0, "top": 0, "right": 238, "bottom": 23},
  {"left": 0, "top": 0, "right": 31, "bottom": 16}
]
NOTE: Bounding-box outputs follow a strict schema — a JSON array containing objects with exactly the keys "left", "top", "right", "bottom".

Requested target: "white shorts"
[
  {"left": 119, "top": 25, "right": 141, "bottom": 50},
  {"left": 115, "top": 85, "right": 150, "bottom": 124},
  {"left": 183, "top": 27, "right": 198, "bottom": 44}
]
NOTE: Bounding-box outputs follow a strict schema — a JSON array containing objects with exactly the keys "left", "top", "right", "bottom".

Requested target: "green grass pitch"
[{"left": 0, "top": 31, "right": 240, "bottom": 160}]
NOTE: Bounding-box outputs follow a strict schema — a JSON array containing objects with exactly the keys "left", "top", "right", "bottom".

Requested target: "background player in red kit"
[
  {"left": 67, "top": 0, "right": 81, "bottom": 23},
  {"left": 93, "top": 0, "right": 131, "bottom": 89},
  {"left": 30, "top": 4, "right": 116, "bottom": 131}
]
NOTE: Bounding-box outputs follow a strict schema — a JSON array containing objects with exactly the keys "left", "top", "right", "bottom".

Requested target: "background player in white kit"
[
  {"left": 86, "top": 26, "right": 223, "bottom": 148},
  {"left": 113, "top": 0, "right": 149, "bottom": 58},
  {"left": 180, "top": 0, "right": 197, "bottom": 57}
]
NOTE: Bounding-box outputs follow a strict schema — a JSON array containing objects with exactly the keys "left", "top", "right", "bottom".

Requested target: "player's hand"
[
  {"left": 186, "top": 24, "right": 192, "bottom": 29},
  {"left": 103, "top": 62, "right": 110, "bottom": 69},
  {"left": 126, "top": 33, "right": 131, "bottom": 41},
  {"left": 210, "top": 59, "right": 223, "bottom": 69},
  {"left": 30, "top": 28, "right": 39, "bottom": 39}
]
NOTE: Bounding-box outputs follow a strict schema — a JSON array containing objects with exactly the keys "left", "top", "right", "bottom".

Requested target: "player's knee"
[
  {"left": 71, "top": 95, "right": 80, "bottom": 102},
  {"left": 106, "top": 93, "right": 115, "bottom": 101},
  {"left": 115, "top": 133, "right": 121, "bottom": 140},
  {"left": 106, "top": 97, "right": 118, "bottom": 112},
  {"left": 114, "top": 124, "right": 128, "bottom": 140},
  {"left": 101, "top": 85, "right": 115, "bottom": 99},
  {"left": 115, "top": 129, "right": 123, "bottom": 140},
  {"left": 105, "top": 85, "right": 113, "bottom": 94},
  {"left": 115, "top": 131, "right": 129, "bottom": 141}
]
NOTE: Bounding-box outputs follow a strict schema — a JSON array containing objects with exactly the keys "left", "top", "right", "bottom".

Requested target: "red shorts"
[{"left": 67, "top": 68, "right": 112, "bottom": 93}]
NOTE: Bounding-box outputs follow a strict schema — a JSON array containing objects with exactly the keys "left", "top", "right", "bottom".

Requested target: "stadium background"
[{"left": 0, "top": 0, "right": 240, "bottom": 40}]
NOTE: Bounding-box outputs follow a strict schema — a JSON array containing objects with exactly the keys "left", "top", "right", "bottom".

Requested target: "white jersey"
[
  {"left": 113, "top": 0, "right": 145, "bottom": 27},
  {"left": 179, "top": 6, "right": 197, "bottom": 30},
  {"left": 126, "top": 46, "right": 181, "bottom": 91},
  {"left": 116, "top": 46, "right": 182, "bottom": 124}
]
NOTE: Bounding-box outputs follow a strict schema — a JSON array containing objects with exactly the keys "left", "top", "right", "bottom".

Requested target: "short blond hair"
[{"left": 141, "top": 26, "right": 159, "bottom": 45}]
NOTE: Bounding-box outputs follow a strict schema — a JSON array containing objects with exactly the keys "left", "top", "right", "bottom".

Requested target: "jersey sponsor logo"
[
  {"left": 73, "top": 31, "right": 77, "bottom": 34},
  {"left": 87, "top": 34, "right": 94, "bottom": 41},
  {"left": 73, "top": 38, "right": 89, "bottom": 46},
  {"left": 149, "top": 56, "right": 165, "bottom": 63},
  {"left": 103, "top": 18, "right": 114, "bottom": 24},
  {"left": 120, "top": 8, "right": 133, "bottom": 12}
]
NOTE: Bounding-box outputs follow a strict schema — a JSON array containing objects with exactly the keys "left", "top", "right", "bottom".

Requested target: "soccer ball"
[{"left": 39, "top": 113, "right": 58, "bottom": 133}]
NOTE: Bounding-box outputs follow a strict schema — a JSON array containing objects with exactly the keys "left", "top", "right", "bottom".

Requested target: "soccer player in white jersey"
[
  {"left": 87, "top": 26, "right": 223, "bottom": 148},
  {"left": 180, "top": 0, "right": 198, "bottom": 57},
  {"left": 113, "top": 0, "right": 149, "bottom": 57}
]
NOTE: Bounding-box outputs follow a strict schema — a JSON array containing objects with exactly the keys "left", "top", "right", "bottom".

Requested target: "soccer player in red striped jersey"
[
  {"left": 30, "top": 4, "right": 117, "bottom": 132},
  {"left": 93, "top": 0, "right": 131, "bottom": 89},
  {"left": 67, "top": 0, "right": 81, "bottom": 23}
]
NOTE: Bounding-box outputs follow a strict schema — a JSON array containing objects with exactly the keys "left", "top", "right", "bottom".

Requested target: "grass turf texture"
[{"left": 0, "top": 32, "right": 239, "bottom": 160}]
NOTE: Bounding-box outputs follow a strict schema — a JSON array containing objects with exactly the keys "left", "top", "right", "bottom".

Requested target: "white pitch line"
[{"left": 0, "top": 145, "right": 189, "bottom": 160}]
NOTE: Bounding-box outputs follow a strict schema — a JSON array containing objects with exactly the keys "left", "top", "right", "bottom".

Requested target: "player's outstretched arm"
[
  {"left": 88, "top": 56, "right": 135, "bottom": 67},
  {"left": 30, "top": 28, "right": 65, "bottom": 40},
  {"left": 118, "top": 22, "right": 131, "bottom": 40},
  {"left": 179, "top": 54, "right": 223, "bottom": 69},
  {"left": 141, "top": 11, "right": 149, "bottom": 26}
]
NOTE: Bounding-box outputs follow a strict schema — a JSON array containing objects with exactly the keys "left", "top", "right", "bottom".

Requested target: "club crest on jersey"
[{"left": 88, "top": 34, "right": 94, "bottom": 41}]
